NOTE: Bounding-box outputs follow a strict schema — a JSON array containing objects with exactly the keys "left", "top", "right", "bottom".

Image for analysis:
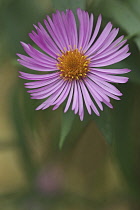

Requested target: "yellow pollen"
[{"left": 57, "top": 49, "right": 90, "bottom": 80}]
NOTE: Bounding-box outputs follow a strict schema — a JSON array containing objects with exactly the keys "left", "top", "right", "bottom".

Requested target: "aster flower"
[{"left": 17, "top": 8, "right": 131, "bottom": 120}]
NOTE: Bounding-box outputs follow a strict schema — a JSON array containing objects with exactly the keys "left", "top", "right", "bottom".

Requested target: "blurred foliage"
[
  {"left": 1, "top": 0, "right": 140, "bottom": 209},
  {"left": 113, "top": 82, "right": 140, "bottom": 196},
  {"left": 52, "top": 0, "right": 85, "bottom": 11}
]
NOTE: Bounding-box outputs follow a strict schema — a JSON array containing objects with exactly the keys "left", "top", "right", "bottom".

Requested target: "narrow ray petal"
[{"left": 17, "top": 9, "right": 131, "bottom": 120}]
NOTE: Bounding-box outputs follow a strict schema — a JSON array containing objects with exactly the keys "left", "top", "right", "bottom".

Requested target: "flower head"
[{"left": 17, "top": 9, "right": 131, "bottom": 120}]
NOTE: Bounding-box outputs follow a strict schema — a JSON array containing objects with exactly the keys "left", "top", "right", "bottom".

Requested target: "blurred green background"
[{"left": 1, "top": 0, "right": 140, "bottom": 209}]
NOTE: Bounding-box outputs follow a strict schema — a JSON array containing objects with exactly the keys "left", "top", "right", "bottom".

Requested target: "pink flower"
[{"left": 17, "top": 9, "right": 131, "bottom": 120}]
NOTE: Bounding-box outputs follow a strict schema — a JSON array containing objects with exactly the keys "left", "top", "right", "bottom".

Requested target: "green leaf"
[
  {"left": 99, "top": 0, "right": 140, "bottom": 35},
  {"left": 123, "top": 0, "right": 140, "bottom": 20},
  {"left": 122, "top": 0, "right": 140, "bottom": 49},
  {"left": 59, "top": 109, "right": 76, "bottom": 149},
  {"left": 93, "top": 107, "right": 114, "bottom": 144},
  {"left": 112, "top": 82, "right": 140, "bottom": 195},
  {"left": 52, "top": 0, "right": 85, "bottom": 11},
  {"left": 92, "top": 81, "right": 140, "bottom": 195},
  {"left": 98, "top": 0, "right": 140, "bottom": 48}
]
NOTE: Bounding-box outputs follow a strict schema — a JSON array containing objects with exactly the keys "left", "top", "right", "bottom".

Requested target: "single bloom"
[{"left": 17, "top": 8, "right": 131, "bottom": 120}]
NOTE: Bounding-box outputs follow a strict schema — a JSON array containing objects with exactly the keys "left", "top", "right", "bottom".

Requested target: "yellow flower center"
[{"left": 57, "top": 49, "right": 90, "bottom": 80}]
